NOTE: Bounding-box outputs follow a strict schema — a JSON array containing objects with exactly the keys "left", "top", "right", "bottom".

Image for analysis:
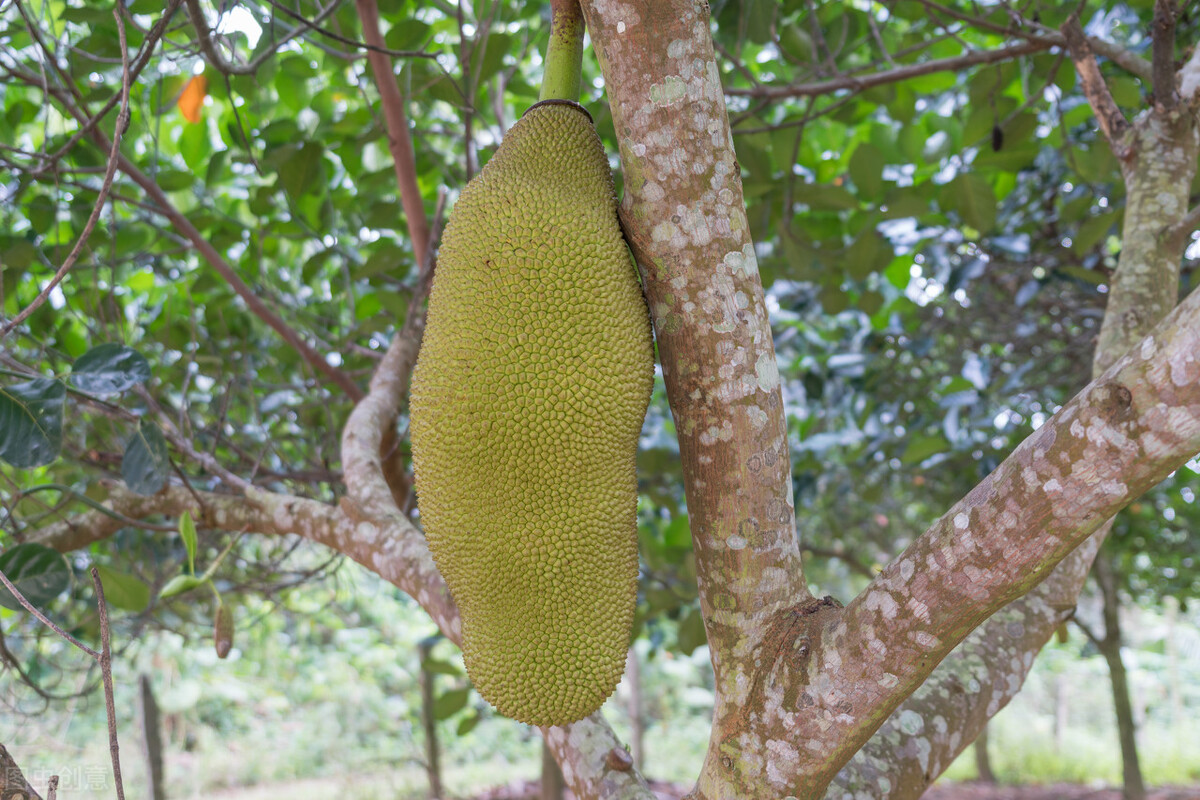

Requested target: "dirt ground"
[
  {"left": 922, "top": 784, "right": 1200, "bottom": 800},
  {"left": 473, "top": 781, "right": 1200, "bottom": 800}
]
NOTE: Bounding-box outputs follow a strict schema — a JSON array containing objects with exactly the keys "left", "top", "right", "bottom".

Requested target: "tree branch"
[
  {"left": 725, "top": 40, "right": 1049, "bottom": 99},
  {"left": 1062, "top": 15, "right": 1132, "bottom": 148},
  {"left": 0, "top": 744, "right": 45, "bottom": 800},
  {"left": 185, "top": 0, "right": 342, "bottom": 76},
  {"left": 1152, "top": 0, "right": 1180, "bottom": 107},
  {"left": 1, "top": 57, "right": 365, "bottom": 399},
  {"left": 0, "top": 7, "right": 131, "bottom": 336},
  {"left": 831, "top": 100, "right": 1200, "bottom": 797},
  {"left": 354, "top": 0, "right": 432, "bottom": 269}
]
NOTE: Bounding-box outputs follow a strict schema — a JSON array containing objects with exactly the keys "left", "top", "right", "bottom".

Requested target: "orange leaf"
[{"left": 177, "top": 75, "right": 208, "bottom": 123}]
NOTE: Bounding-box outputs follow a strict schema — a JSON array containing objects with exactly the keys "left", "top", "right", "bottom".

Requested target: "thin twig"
[
  {"left": 26, "top": 0, "right": 183, "bottom": 179},
  {"left": 2, "top": 6, "right": 132, "bottom": 336},
  {"left": 0, "top": 569, "right": 100, "bottom": 659},
  {"left": 725, "top": 40, "right": 1050, "bottom": 98},
  {"left": 265, "top": 0, "right": 437, "bottom": 59},
  {"left": 1061, "top": 14, "right": 1132, "bottom": 149},
  {"left": 90, "top": 567, "right": 126, "bottom": 800},
  {"left": 185, "top": 0, "right": 341, "bottom": 75},
  {"left": 355, "top": 0, "right": 432, "bottom": 267}
]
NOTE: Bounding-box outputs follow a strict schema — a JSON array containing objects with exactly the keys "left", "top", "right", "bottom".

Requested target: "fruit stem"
[{"left": 540, "top": 0, "right": 585, "bottom": 102}]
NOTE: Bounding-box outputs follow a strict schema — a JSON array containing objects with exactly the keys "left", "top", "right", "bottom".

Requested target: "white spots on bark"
[
  {"left": 755, "top": 352, "right": 780, "bottom": 392},
  {"left": 913, "top": 631, "right": 940, "bottom": 649},
  {"left": 746, "top": 404, "right": 768, "bottom": 429},
  {"left": 766, "top": 739, "right": 800, "bottom": 788},
  {"left": 953, "top": 512, "right": 969, "bottom": 530},
  {"left": 897, "top": 710, "right": 924, "bottom": 736},
  {"left": 724, "top": 244, "right": 759, "bottom": 277},
  {"left": 1183, "top": 44, "right": 1200, "bottom": 98},
  {"left": 1169, "top": 342, "right": 1198, "bottom": 386},
  {"left": 862, "top": 589, "right": 900, "bottom": 620}
]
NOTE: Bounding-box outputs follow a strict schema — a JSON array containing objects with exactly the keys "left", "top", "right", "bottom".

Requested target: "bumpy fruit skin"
[{"left": 410, "top": 101, "right": 654, "bottom": 727}]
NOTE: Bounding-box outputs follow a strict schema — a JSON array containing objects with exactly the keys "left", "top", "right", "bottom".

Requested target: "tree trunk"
[
  {"left": 1165, "top": 596, "right": 1181, "bottom": 732},
  {"left": 972, "top": 724, "right": 996, "bottom": 784},
  {"left": 542, "top": 738, "right": 566, "bottom": 800},
  {"left": 626, "top": 648, "right": 644, "bottom": 772},
  {"left": 1054, "top": 674, "right": 1069, "bottom": 753},
  {"left": 138, "top": 674, "right": 166, "bottom": 800},
  {"left": 418, "top": 640, "right": 444, "bottom": 799},
  {"left": 1094, "top": 556, "right": 1146, "bottom": 800}
]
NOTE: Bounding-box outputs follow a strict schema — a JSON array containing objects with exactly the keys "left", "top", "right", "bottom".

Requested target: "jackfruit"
[{"left": 410, "top": 100, "right": 654, "bottom": 728}]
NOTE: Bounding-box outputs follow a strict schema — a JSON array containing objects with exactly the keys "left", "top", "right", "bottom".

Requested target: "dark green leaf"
[
  {"left": 0, "top": 378, "right": 65, "bottom": 467},
  {"left": 0, "top": 543, "right": 70, "bottom": 611},
  {"left": 123, "top": 419, "right": 170, "bottom": 495},
  {"left": 70, "top": 343, "right": 151, "bottom": 396}
]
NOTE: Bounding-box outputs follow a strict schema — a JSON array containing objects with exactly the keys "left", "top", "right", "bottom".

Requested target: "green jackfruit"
[{"left": 410, "top": 101, "right": 654, "bottom": 727}]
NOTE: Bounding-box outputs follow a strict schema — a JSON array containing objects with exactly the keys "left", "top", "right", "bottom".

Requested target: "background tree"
[{"left": 2, "top": 0, "right": 1200, "bottom": 798}]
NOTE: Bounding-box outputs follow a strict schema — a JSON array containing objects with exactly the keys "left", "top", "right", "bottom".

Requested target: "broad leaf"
[
  {"left": 94, "top": 564, "right": 151, "bottom": 612},
  {"left": 0, "top": 378, "right": 65, "bottom": 467},
  {"left": 70, "top": 343, "right": 151, "bottom": 396},
  {"left": 433, "top": 687, "right": 470, "bottom": 720},
  {"left": 0, "top": 543, "right": 70, "bottom": 611},
  {"left": 123, "top": 419, "right": 170, "bottom": 495}
]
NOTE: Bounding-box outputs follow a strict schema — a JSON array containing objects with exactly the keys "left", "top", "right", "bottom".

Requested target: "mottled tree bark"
[
  {"left": 0, "top": 745, "right": 44, "bottom": 800},
  {"left": 586, "top": 2, "right": 1200, "bottom": 796}
]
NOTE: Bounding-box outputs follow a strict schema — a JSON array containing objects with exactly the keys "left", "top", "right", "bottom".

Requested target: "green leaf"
[
  {"left": 279, "top": 142, "right": 323, "bottom": 200},
  {"left": 902, "top": 434, "right": 949, "bottom": 465},
  {"left": 456, "top": 711, "right": 482, "bottom": 736},
  {"left": 179, "top": 511, "right": 198, "bottom": 575},
  {"left": 160, "top": 573, "right": 205, "bottom": 599},
  {"left": 123, "top": 419, "right": 170, "bottom": 495},
  {"left": 421, "top": 657, "right": 463, "bottom": 677},
  {"left": 0, "top": 543, "right": 70, "bottom": 611},
  {"left": 848, "top": 143, "right": 885, "bottom": 200},
  {"left": 677, "top": 607, "right": 707, "bottom": 656},
  {"left": 0, "top": 378, "right": 65, "bottom": 468},
  {"left": 94, "top": 564, "right": 151, "bottom": 612},
  {"left": 69, "top": 343, "right": 151, "bottom": 396},
  {"left": 433, "top": 687, "right": 470, "bottom": 720},
  {"left": 944, "top": 174, "right": 996, "bottom": 232}
]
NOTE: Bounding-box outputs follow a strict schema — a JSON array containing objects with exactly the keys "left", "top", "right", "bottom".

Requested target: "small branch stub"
[{"left": 605, "top": 747, "right": 634, "bottom": 772}]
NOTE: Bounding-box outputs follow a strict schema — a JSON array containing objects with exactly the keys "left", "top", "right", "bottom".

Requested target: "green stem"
[{"left": 539, "top": 0, "right": 585, "bottom": 102}]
